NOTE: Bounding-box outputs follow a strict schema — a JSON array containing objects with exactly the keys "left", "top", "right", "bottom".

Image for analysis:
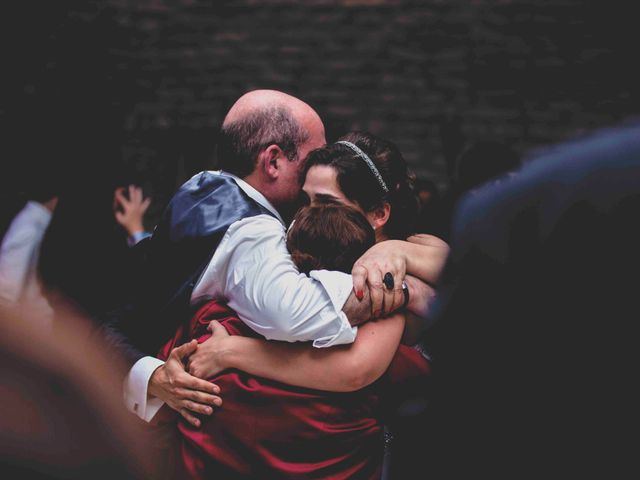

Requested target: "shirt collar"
[{"left": 218, "top": 172, "right": 285, "bottom": 225}]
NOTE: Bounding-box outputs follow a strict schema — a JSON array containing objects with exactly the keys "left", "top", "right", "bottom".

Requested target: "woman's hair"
[
  {"left": 304, "top": 131, "right": 419, "bottom": 239},
  {"left": 287, "top": 199, "right": 376, "bottom": 275}
]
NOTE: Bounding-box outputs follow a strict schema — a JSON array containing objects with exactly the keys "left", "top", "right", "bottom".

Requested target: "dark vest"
[{"left": 128, "top": 171, "right": 276, "bottom": 354}]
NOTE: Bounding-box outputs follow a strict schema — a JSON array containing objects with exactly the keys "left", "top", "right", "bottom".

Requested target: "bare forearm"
[
  {"left": 402, "top": 274, "right": 437, "bottom": 340},
  {"left": 342, "top": 288, "right": 373, "bottom": 326},
  {"left": 219, "top": 314, "right": 405, "bottom": 392},
  {"left": 396, "top": 239, "right": 449, "bottom": 284}
]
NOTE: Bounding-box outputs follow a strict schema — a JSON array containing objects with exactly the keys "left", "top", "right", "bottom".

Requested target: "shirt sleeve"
[
  {"left": 123, "top": 356, "right": 165, "bottom": 422},
  {"left": 0, "top": 221, "right": 41, "bottom": 304},
  {"left": 127, "top": 231, "right": 151, "bottom": 247},
  {"left": 192, "top": 215, "right": 358, "bottom": 347}
]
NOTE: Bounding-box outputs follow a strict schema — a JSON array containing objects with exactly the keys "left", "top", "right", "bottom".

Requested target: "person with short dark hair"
[{"left": 287, "top": 200, "right": 376, "bottom": 275}]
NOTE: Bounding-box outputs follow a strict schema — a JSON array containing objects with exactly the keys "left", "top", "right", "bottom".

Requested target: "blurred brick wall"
[{"left": 3, "top": 0, "right": 639, "bottom": 220}]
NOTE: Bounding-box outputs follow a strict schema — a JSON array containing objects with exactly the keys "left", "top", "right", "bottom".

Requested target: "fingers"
[
  {"left": 176, "top": 388, "right": 222, "bottom": 409},
  {"left": 179, "top": 368, "right": 219, "bottom": 394},
  {"left": 115, "top": 185, "right": 150, "bottom": 210},
  {"left": 187, "top": 354, "right": 207, "bottom": 379},
  {"left": 382, "top": 286, "right": 395, "bottom": 316},
  {"left": 351, "top": 264, "right": 367, "bottom": 300},
  {"left": 183, "top": 399, "right": 214, "bottom": 417},
  {"left": 368, "top": 275, "right": 384, "bottom": 318},
  {"left": 180, "top": 408, "right": 202, "bottom": 427},
  {"left": 388, "top": 286, "right": 405, "bottom": 314},
  {"left": 129, "top": 185, "right": 141, "bottom": 203},
  {"left": 113, "top": 188, "right": 126, "bottom": 212},
  {"left": 367, "top": 268, "right": 408, "bottom": 317},
  {"left": 175, "top": 380, "right": 224, "bottom": 428},
  {"left": 207, "top": 320, "right": 228, "bottom": 337},
  {"left": 114, "top": 187, "right": 126, "bottom": 203},
  {"left": 172, "top": 339, "right": 198, "bottom": 361},
  {"left": 188, "top": 361, "right": 203, "bottom": 379},
  {"left": 178, "top": 391, "right": 226, "bottom": 426}
]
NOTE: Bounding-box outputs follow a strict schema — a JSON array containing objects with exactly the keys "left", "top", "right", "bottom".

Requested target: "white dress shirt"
[
  {"left": 124, "top": 172, "right": 356, "bottom": 421},
  {"left": 0, "top": 201, "right": 54, "bottom": 327}
]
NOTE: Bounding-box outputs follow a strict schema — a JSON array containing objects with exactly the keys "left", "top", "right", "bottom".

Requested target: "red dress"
[{"left": 158, "top": 301, "right": 430, "bottom": 479}]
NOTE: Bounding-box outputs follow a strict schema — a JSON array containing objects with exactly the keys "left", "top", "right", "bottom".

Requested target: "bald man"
[{"left": 106, "top": 90, "right": 379, "bottom": 426}]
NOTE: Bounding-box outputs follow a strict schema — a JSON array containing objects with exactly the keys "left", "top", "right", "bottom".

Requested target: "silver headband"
[{"left": 336, "top": 141, "right": 389, "bottom": 193}]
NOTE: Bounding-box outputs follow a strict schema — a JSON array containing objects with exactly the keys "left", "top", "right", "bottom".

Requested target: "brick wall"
[{"left": 3, "top": 0, "right": 639, "bottom": 220}]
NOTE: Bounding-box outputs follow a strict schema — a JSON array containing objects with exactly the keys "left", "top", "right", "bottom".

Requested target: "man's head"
[{"left": 216, "top": 90, "right": 326, "bottom": 207}]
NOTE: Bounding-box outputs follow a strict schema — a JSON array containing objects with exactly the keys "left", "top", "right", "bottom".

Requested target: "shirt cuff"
[
  {"left": 123, "top": 356, "right": 165, "bottom": 422},
  {"left": 127, "top": 231, "right": 151, "bottom": 247},
  {"left": 309, "top": 270, "right": 357, "bottom": 348}
]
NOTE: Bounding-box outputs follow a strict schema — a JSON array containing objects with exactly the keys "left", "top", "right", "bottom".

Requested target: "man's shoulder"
[
  {"left": 226, "top": 214, "right": 285, "bottom": 239},
  {"left": 160, "top": 171, "right": 274, "bottom": 242}
]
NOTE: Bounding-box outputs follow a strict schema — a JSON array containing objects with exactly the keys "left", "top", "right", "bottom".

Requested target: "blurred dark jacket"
[{"left": 424, "top": 121, "right": 640, "bottom": 477}]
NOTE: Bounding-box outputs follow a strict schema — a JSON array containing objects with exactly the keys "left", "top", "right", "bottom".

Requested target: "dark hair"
[
  {"left": 216, "top": 105, "right": 310, "bottom": 178},
  {"left": 304, "top": 131, "right": 419, "bottom": 239},
  {"left": 287, "top": 200, "right": 375, "bottom": 275}
]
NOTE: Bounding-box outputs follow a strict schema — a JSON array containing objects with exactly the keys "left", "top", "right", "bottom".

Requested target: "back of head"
[
  {"left": 216, "top": 90, "right": 313, "bottom": 178},
  {"left": 305, "top": 131, "right": 419, "bottom": 239},
  {"left": 287, "top": 199, "right": 375, "bottom": 274}
]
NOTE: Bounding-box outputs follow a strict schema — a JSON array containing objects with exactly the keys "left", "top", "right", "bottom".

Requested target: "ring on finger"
[{"left": 383, "top": 272, "right": 394, "bottom": 290}]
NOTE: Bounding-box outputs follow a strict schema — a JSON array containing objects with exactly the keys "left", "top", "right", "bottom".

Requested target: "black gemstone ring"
[{"left": 383, "top": 272, "right": 394, "bottom": 290}]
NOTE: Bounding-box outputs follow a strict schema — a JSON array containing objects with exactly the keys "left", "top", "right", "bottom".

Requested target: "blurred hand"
[
  {"left": 351, "top": 240, "right": 406, "bottom": 318},
  {"left": 148, "top": 340, "right": 222, "bottom": 428},
  {"left": 113, "top": 185, "right": 151, "bottom": 237}
]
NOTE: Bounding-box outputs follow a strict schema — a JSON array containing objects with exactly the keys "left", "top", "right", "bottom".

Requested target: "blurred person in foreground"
[
  {"left": 0, "top": 299, "right": 159, "bottom": 479},
  {"left": 423, "top": 121, "right": 640, "bottom": 477},
  {"left": 432, "top": 140, "right": 521, "bottom": 241}
]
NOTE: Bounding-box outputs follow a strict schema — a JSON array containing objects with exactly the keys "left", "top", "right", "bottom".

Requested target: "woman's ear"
[
  {"left": 259, "top": 144, "right": 285, "bottom": 180},
  {"left": 367, "top": 202, "right": 391, "bottom": 231}
]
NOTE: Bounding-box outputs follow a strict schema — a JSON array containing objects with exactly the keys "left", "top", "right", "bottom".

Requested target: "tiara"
[{"left": 336, "top": 141, "right": 389, "bottom": 193}]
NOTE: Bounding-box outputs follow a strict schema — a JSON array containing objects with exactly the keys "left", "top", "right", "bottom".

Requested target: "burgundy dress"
[{"left": 158, "top": 301, "right": 430, "bottom": 479}]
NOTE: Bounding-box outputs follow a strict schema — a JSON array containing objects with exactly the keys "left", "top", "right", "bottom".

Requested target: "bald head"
[
  {"left": 217, "top": 90, "right": 325, "bottom": 178},
  {"left": 223, "top": 90, "right": 321, "bottom": 128}
]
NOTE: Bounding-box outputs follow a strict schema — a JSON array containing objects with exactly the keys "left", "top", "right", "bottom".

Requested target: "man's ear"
[
  {"left": 258, "top": 144, "right": 285, "bottom": 180},
  {"left": 368, "top": 202, "right": 391, "bottom": 231}
]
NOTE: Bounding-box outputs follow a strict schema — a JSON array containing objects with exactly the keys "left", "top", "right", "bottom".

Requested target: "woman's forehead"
[{"left": 303, "top": 165, "right": 341, "bottom": 195}]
